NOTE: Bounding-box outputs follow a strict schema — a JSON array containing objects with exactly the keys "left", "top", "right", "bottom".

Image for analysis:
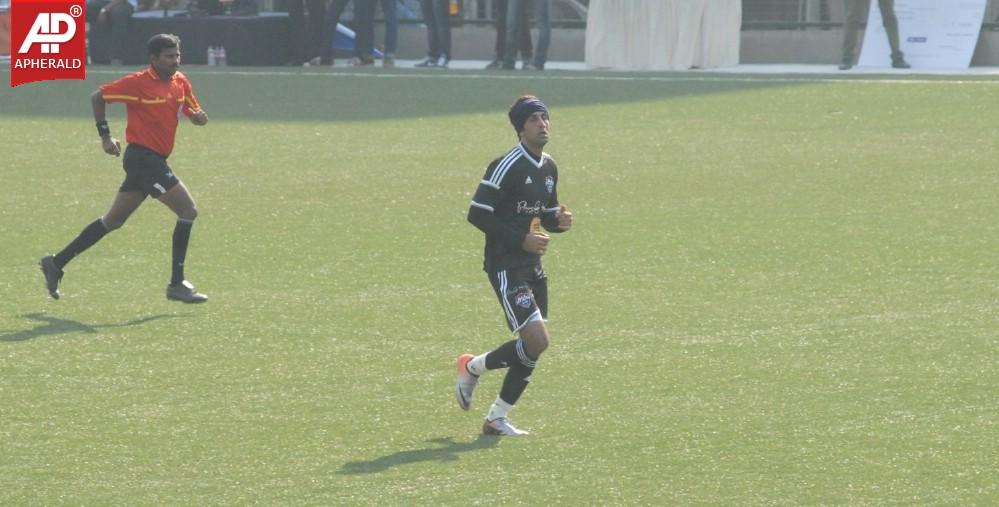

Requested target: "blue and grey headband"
[{"left": 509, "top": 98, "right": 549, "bottom": 133}]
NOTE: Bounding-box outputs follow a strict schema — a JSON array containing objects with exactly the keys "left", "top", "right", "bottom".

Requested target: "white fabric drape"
[{"left": 585, "top": 0, "right": 741, "bottom": 71}]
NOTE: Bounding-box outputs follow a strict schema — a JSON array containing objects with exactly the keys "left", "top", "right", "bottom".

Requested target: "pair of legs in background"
[
  {"left": 487, "top": 0, "right": 533, "bottom": 69},
  {"left": 85, "top": 0, "right": 134, "bottom": 65},
  {"left": 40, "top": 144, "right": 207, "bottom": 303},
  {"left": 288, "top": 0, "right": 325, "bottom": 65},
  {"left": 318, "top": 0, "right": 398, "bottom": 66},
  {"left": 416, "top": 0, "right": 451, "bottom": 67},
  {"left": 355, "top": 0, "right": 399, "bottom": 66},
  {"left": 501, "top": 0, "right": 550, "bottom": 70},
  {"left": 456, "top": 265, "right": 551, "bottom": 436},
  {"left": 840, "top": 0, "right": 909, "bottom": 69}
]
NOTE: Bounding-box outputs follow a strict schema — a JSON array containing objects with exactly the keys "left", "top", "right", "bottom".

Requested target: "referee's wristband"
[{"left": 96, "top": 120, "right": 111, "bottom": 138}]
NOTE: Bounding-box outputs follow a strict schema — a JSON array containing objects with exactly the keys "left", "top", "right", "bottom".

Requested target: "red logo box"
[{"left": 10, "top": 0, "right": 86, "bottom": 87}]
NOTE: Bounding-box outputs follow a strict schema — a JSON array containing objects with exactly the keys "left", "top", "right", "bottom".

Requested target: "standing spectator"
[
  {"left": 486, "top": 0, "right": 533, "bottom": 70},
  {"left": 840, "top": 0, "right": 910, "bottom": 70},
  {"left": 501, "top": 0, "right": 550, "bottom": 70},
  {"left": 414, "top": 0, "right": 450, "bottom": 68},
  {"left": 313, "top": 0, "right": 373, "bottom": 66},
  {"left": 289, "top": 0, "right": 327, "bottom": 65},
  {"left": 86, "top": 0, "right": 136, "bottom": 65},
  {"left": 361, "top": 0, "right": 398, "bottom": 67}
]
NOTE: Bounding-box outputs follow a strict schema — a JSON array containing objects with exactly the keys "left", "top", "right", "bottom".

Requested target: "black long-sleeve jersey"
[{"left": 468, "top": 143, "right": 563, "bottom": 273}]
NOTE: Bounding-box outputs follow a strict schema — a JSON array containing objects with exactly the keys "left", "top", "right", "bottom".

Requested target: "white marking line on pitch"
[{"left": 82, "top": 68, "right": 999, "bottom": 85}]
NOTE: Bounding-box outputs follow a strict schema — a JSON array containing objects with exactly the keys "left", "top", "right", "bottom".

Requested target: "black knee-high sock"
[
  {"left": 53, "top": 218, "right": 111, "bottom": 269},
  {"left": 499, "top": 362, "right": 535, "bottom": 406},
  {"left": 171, "top": 219, "right": 193, "bottom": 285},
  {"left": 485, "top": 339, "right": 520, "bottom": 370},
  {"left": 496, "top": 338, "right": 539, "bottom": 405}
]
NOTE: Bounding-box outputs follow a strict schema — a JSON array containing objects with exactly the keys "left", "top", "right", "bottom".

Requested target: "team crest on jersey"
[
  {"left": 545, "top": 176, "right": 554, "bottom": 194},
  {"left": 515, "top": 290, "right": 532, "bottom": 309}
]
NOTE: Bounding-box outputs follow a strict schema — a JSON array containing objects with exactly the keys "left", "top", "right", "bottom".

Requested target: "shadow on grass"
[
  {"left": 337, "top": 435, "right": 500, "bottom": 475},
  {"left": 0, "top": 67, "right": 803, "bottom": 123},
  {"left": 0, "top": 312, "right": 183, "bottom": 342}
]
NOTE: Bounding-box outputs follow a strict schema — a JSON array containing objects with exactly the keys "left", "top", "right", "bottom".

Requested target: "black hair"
[{"left": 147, "top": 34, "right": 181, "bottom": 57}]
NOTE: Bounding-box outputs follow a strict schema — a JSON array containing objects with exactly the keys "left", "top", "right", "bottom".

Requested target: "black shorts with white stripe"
[
  {"left": 489, "top": 264, "right": 548, "bottom": 333},
  {"left": 119, "top": 143, "right": 179, "bottom": 197}
]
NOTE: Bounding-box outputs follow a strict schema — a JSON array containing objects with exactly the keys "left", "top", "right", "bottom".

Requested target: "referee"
[
  {"left": 40, "top": 34, "right": 209, "bottom": 303},
  {"left": 456, "top": 95, "right": 573, "bottom": 436}
]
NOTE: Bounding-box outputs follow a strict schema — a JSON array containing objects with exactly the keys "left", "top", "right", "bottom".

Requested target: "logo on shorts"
[
  {"left": 10, "top": 0, "right": 86, "bottom": 87},
  {"left": 545, "top": 176, "right": 554, "bottom": 194},
  {"left": 515, "top": 291, "right": 532, "bottom": 309}
]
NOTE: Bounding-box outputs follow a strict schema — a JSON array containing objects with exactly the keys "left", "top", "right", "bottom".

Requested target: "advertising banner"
[{"left": 858, "top": 0, "right": 988, "bottom": 69}]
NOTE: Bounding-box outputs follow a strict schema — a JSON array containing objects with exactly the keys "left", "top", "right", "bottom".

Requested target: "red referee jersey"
[{"left": 100, "top": 66, "right": 201, "bottom": 158}]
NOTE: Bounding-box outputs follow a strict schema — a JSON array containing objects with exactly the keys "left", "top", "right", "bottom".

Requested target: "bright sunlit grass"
[{"left": 1, "top": 66, "right": 997, "bottom": 505}]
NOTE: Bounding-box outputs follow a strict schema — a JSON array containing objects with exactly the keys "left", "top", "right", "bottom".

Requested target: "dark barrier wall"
[{"left": 89, "top": 13, "right": 291, "bottom": 65}]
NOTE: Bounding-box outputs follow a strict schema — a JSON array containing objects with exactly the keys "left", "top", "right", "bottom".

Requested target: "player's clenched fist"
[{"left": 556, "top": 205, "right": 572, "bottom": 231}]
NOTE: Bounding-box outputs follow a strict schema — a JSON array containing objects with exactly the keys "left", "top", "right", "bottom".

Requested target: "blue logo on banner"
[{"left": 907, "top": 37, "right": 928, "bottom": 43}]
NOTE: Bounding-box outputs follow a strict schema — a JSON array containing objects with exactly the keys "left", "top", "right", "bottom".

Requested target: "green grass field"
[{"left": 1, "top": 66, "right": 997, "bottom": 505}]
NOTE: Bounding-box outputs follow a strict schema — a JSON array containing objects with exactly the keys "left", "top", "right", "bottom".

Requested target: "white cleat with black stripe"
[
  {"left": 455, "top": 353, "right": 479, "bottom": 411},
  {"left": 166, "top": 280, "right": 208, "bottom": 303},
  {"left": 482, "top": 417, "right": 529, "bottom": 436}
]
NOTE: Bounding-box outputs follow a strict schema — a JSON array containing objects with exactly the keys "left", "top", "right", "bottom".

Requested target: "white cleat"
[
  {"left": 482, "top": 417, "right": 529, "bottom": 436},
  {"left": 166, "top": 280, "right": 208, "bottom": 303},
  {"left": 455, "top": 353, "right": 478, "bottom": 411}
]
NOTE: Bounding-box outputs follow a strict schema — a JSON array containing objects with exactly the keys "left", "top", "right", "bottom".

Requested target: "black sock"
[
  {"left": 499, "top": 362, "right": 535, "bottom": 406},
  {"left": 485, "top": 339, "right": 520, "bottom": 370},
  {"left": 53, "top": 218, "right": 110, "bottom": 269},
  {"left": 171, "top": 219, "right": 193, "bottom": 285},
  {"left": 489, "top": 338, "right": 539, "bottom": 405}
]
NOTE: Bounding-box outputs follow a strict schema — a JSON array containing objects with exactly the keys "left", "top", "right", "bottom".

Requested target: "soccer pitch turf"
[{"left": 1, "top": 66, "right": 997, "bottom": 505}]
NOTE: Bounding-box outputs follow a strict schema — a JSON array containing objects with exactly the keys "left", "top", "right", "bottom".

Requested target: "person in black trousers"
[{"left": 414, "top": 0, "right": 451, "bottom": 68}]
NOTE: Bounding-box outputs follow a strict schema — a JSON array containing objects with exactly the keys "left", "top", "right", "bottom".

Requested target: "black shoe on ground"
[
  {"left": 838, "top": 63, "right": 852, "bottom": 71},
  {"left": 39, "top": 255, "right": 63, "bottom": 300},
  {"left": 892, "top": 59, "right": 910, "bottom": 69}
]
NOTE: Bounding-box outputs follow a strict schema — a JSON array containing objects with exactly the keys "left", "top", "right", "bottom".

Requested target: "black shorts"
[
  {"left": 489, "top": 264, "right": 548, "bottom": 333},
  {"left": 119, "top": 144, "right": 179, "bottom": 198}
]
